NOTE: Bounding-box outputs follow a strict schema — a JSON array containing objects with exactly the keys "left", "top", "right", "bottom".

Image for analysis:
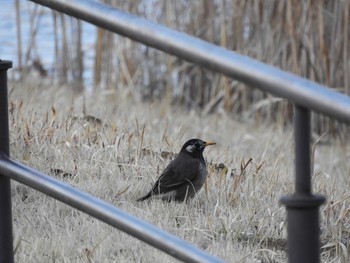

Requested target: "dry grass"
[{"left": 6, "top": 78, "right": 349, "bottom": 262}]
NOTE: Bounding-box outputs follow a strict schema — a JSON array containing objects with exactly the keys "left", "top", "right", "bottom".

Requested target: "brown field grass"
[{"left": 7, "top": 78, "right": 349, "bottom": 262}]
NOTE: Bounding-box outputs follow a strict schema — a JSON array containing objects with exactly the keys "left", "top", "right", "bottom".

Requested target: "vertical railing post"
[
  {"left": 0, "top": 60, "right": 14, "bottom": 263},
  {"left": 280, "top": 105, "right": 326, "bottom": 263}
]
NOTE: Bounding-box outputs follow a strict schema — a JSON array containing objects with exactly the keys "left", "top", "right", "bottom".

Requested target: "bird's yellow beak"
[{"left": 204, "top": 141, "right": 216, "bottom": 146}]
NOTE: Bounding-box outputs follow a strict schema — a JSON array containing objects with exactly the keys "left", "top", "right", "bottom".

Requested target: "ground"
[{"left": 7, "top": 78, "right": 350, "bottom": 262}]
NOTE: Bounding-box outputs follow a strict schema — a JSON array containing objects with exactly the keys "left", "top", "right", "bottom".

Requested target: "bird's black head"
[{"left": 180, "top": 139, "right": 215, "bottom": 156}]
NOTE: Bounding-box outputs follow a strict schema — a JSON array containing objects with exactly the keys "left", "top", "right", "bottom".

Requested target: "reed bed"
[{"left": 13, "top": 0, "right": 350, "bottom": 135}]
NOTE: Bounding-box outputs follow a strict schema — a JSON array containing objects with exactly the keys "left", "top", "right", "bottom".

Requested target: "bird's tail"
[{"left": 137, "top": 192, "right": 152, "bottom": 201}]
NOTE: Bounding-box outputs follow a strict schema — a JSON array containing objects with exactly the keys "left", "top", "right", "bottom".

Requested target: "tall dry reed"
[{"left": 15, "top": 0, "right": 350, "bottom": 136}]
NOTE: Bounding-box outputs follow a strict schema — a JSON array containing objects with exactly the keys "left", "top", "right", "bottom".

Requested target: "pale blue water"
[{"left": 0, "top": 0, "right": 96, "bottom": 84}]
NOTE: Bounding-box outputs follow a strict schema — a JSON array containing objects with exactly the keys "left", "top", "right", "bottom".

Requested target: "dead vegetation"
[
  {"left": 8, "top": 79, "right": 350, "bottom": 262},
  {"left": 12, "top": 0, "right": 350, "bottom": 137}
]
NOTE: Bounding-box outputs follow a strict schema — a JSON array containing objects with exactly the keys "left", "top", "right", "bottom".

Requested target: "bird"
[{"left": 137, "top": 139, "right": 215, "bottom": 202}]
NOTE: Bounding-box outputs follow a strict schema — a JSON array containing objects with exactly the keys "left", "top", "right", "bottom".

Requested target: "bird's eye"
[{"left": 196, "top": 142, "right": 203, "bottom": 148}]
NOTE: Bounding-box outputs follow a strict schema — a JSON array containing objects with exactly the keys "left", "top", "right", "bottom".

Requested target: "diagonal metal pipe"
[
  {"left": 29, "top": 0, "right": 350, "bottom": 123},
  {"left": 0, "top": 156, "right": 224, "bottom": 263}
]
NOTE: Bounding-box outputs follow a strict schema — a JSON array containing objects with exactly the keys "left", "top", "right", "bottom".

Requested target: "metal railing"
[{"left": 1, "top": 0, "right": 350, "bottom": 262}]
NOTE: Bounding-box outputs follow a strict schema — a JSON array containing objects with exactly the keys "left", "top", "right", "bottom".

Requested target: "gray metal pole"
[
  {"left": 280, "top": 105, "right": 325, "bottom": 263},
  {"left": 0, "top": 60, "right": 14, "bottom": 263},
  {"left": 295, "top": 106, "right": 312, "bottom": 194}
]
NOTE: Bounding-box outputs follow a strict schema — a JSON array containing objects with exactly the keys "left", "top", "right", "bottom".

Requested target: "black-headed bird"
[{"left": 137, "top": 139, "right": 215, "bottom": 202}]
